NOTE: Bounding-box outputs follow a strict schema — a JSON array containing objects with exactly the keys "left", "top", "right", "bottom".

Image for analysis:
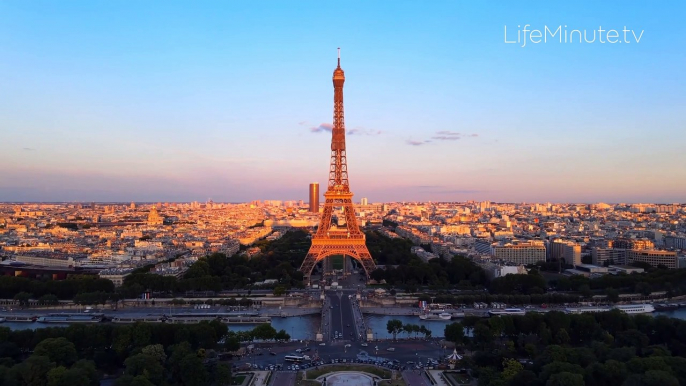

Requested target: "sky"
[{"left": 1, "top": 1, "right": 685, "bottom": 204}]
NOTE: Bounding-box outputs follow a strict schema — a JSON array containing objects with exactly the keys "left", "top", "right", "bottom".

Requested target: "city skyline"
[{"left": 2, "top": 1, "right": 685, "bottom": 203}]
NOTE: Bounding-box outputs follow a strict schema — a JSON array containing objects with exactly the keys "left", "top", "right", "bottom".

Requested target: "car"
[
  {"left": 361, "top": 343, "right": 368, "bottom": 347},
  {"left": 319, "top": 343, "right": 326, "bottom": 346},
  {"left": 387, "top": 348, "right": 395, "bottom": 351},
  {"left": 344, "top": 344, "right": 351, "bottom": 348},
  {"left": 304, "top": 347, "right": 311, "bottom": 352},
  {"left": 295, "top": 349, "right": 302, "bottom": 353},
  {"left": 270, "top": 352, "right": 276, "bottom": 356}
]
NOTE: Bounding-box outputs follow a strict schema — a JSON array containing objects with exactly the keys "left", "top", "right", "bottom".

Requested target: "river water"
[{"left": 3, "top": 309, "right": 685, "bottom": 339}]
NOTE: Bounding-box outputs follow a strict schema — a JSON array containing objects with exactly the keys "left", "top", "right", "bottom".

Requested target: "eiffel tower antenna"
[{"left": 299, "top": 50, "right": 376, "bottom": 281}]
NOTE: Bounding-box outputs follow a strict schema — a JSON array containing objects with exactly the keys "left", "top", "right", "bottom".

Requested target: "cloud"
[
  {"left": 23, "top": 148, "right": 35, "bottom": 151},
  {"left": 309, "top": 123, "right": 333, "bottom": 133},
  {"left": 406, "top": 139, "right": 431, "bottom": 146},
  {"left": 308, "top": 123, "right": 382, "bottom": 136},
  {"left": 348, "top": 127, "right": 382, "bottom": 136},
  {"left": 430, "top": 131, "right": 480, "bottom": 141}
]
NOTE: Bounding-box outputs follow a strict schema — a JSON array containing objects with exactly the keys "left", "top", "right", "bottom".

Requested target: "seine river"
[{"left": 4, "top": 309, "right": 685, "bottom": 339}]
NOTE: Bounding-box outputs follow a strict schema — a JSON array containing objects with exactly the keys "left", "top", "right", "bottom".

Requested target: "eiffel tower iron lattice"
[{"left": 299, "top": 49, "right": 377, "bottom": 280}]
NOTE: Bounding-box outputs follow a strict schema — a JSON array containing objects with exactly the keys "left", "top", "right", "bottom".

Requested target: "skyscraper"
[{"left": 309, "top": 183, "right": 319, "bottom": 212}]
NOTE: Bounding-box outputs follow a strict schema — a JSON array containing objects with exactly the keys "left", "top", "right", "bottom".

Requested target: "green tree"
[
  {"left": 216, "top": 363, "right": 232, "bottom": 386},
  {"left": 141, "top": 344, "right": 166, "bottom": 363},
  {"left": 386, "top": 319, "right": 403, "bottom": 341},
  {"left": 121, "top": 353, "right": 164, "bottom": 385},
  {"left": 13, "top": 291, "right": 32, "bottom": 306},
  {"left": 444, "top": 322, "right": 465, "bottom": 344},
  {"left": 546, "top": 372, "right": 584, "bottom": 386},
  {"left": 10, "top": 355, "right": 55, "bottom": 386},
  {"left": 251, "top": 324, "right": 277, "bottom": 340},
  {"left": 34, "top": 338, "right": 78, "bottom": 367},
  {"left": 179, "top": 353, "right": 208, "bottom": 386},
  {"left": 501, "top": 358, "right": 523, "bottom": 381},
  {"left": 273, "top": 286, "right": 286, "bottom": 296},
  {"left": 129, "top": 375, "right": 155, "bottom": 386},
  {"left": 605, "top": 288, "right": 619, "bottom": 303}
]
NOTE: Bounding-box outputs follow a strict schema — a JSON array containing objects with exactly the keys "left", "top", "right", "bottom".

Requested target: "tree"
[
  {"left": 46, "top": 366, "right": 90, "bottom": 386},
  {"left": 251, "top": 324, "right": 277, "bottom": 341},
  {"left": 605, "top": 288, "right": 619, "bottom": 303},
  {"left": 444, "top": 322, "right": 465, "bottom": 344},
  {"left": 10, "top": 355, "right": 55, "bottom": 386},
  {"left": 546, "top": 372, "right": 584, "bottom": 386},
  {"left": 129, "top": 375, "right": 155, "bottom": 386},
  {"left": 34, "top": 338, "right": 78, "bottom": 367},
  {"left": 179, "top": 353, "right": 208, "bottom": 386},
  {"left": 216, "top": 363, "right": 232, "bottom": 386},
  {"left": 386, "top": 319, "right": 403, "bottom": 341},
  {"left": 121, "top": 353, "right": 164, "bottom": 385},
  {"left": 578, "top": 284, "right": 592, "bottom": 299},
  {"left": 13, "top": 291, "right": 32, "bottom": 306},
  {"left": 274, "top": 329, "right": 290, "bottom": 341},
  {"left": 141, "top": 344, "right": 167, "bottom": 363},
  {"left": 501, "top": 358, "right": 523, "bottom": 381},
  {"left": 273, "top": 286, "right": 286, "bottom": 296}
]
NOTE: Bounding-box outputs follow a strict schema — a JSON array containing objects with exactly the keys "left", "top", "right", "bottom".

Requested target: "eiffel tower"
[{"left": 299, "top": 49, "right": 376, "bottom": 280}]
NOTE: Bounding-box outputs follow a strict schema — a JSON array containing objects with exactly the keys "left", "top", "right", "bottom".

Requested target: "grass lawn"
[
  {"left": 231, "top": 374, "right": 247, "bottom": 385},
  {"left": 445, "top": 371, "right": 471, "bottom": 385},
  {"left": 305, "top": 365, "right": 392, "bottom": 380}
]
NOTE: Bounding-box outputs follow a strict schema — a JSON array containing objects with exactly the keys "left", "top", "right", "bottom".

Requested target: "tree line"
[
  {"left": 385, "top": 319, "right": 433, "bottom": 340},
  {"left": 442, "top": 310, "right": 686, "bottom": 386},
  {"left": 0, "top": 322, "right": 288, "bottom": 386}
]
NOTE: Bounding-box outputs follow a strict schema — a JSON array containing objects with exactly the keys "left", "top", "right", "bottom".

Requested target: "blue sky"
[{"left": 1, "top": 1, "right": 684, "bottom": 203}]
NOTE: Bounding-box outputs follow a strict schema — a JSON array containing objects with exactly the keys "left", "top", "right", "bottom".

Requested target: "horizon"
[{"left": 2, "top": 1, "right": 685, "bottom": 203}]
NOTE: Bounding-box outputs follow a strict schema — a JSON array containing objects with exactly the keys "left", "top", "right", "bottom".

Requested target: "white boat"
[
  {"left": 0, "top": 317, "right": 5, "bottom": 323},
  {"left": 488, "top": 308, "right": 526, "bottom": 316},
  {"left": 565, "top": 307, "right": 610, "bottom": 314},
  {"left": 613, "top": 304, "right": 655, "bottom": 314},
  {"left": 419, "top": 314, "right": 441, "bottom": 320},
  {"left": 439, "top": 313, "right": 452, "bottom": 320},
  {"left": 37, "top": 314, "right": 101, "bottom": 323}
]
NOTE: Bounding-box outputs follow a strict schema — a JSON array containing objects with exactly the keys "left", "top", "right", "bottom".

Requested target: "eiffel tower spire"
[{"left": 299, "top": 50, "right": 376, "bottom": 281}]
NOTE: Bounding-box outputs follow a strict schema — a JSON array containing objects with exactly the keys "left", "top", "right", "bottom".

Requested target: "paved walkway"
[
  {"left": 251, "top": 371, "right": 270, "bottom": 386},
  {"left": 427, "top": 370, "right": 449, "bottom": 386},
  {"left": 402, "top": 370, "right": 430, "bottom": 386},
  {"left": 269, "top": 372, "right": 295, "bottom": 386}
]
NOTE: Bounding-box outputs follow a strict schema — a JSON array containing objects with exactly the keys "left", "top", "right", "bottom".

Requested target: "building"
[
  {"left": 493, "top": 241, "right": 546, "bottom": 265},
  {"left": 16, "top": 255, "right": 75, "bottom": 268},
  {"left": 562, "top": 243, "right": 582, "bottom": 266},
  {"left": 592, "top": 247, "right": 626, "bottom": 266},
  {"left": 612, "top": 238, "right": 654, "bottom": 250},
  {"left": 309, "top": 183, "right": 319, "bottom": 213},
  {"left": 98, "top": 268, "right": 133, "bottom": 287},
  {"left": 147, "top": 206, "right": 164, "bottom": 226},
  {"left": 665, "top": 236, "right": 686, "bottom": 250},
  {"left": 627, "top": 250, "right": 678, "bottom": 269},
  {"left": 360, "top": 197, "right": 368, "bottom": 206},
  {"left": 565, "top": 264, "right": 609, "bottom": 277}
]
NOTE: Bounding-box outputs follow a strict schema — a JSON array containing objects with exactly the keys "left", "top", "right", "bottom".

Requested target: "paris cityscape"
[{"left": 2, "top": 2, "right": 686, "bottom": 386}]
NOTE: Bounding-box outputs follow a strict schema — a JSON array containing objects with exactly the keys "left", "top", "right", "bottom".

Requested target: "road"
[
  {"left": 328, "top": 291, "right": 357, "bottom": 342},
  {"left": 270, "top": 371, "right": 296, "bottom": 386},
  {"left": 402, "top": 369, "right": 431, "bottom": 386}
]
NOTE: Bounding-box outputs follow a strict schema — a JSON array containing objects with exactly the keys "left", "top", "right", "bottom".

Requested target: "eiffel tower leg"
[{"left": 300, "top": 245, "right": 324, "bottom": 281}]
